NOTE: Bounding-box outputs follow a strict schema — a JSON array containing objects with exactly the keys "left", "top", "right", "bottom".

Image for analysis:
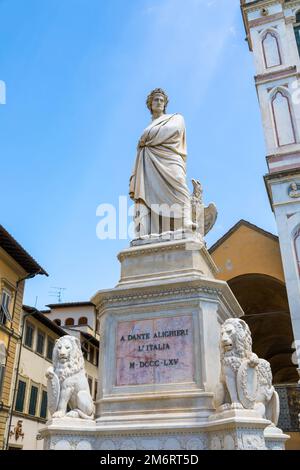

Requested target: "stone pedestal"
[
  {"left": 41, "top": 419, "right": 96, "bottom": 450},
  {"left": 41, "top": 236, "right": 289, "bottom": 450},
  {"left": 90, "top": 238, "right": 243, "bottom": 447},
  {"left": 207, "top": 409, "right": 289, "bottom": 450},
  {"left": 264, "top": 425, "right": 290, "bottom": 451},
  {"left": 40, "top": 411, "right": 289, "bottom": 451}
]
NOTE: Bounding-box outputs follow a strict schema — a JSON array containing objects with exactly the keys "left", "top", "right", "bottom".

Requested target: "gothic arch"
[
  {"left": 65, "top": 318, "right": 74, "bottom": 326},
  {"left": 228, "top": 274, "right": 298, "bottom": 383},
  {"left": 261, "top": 29, "right": 282, "bottom": 68},
  {"left": 293, "top": 225, "right": 300, "bottom": 276},
  {"left": 270, "top": 87, "right": 297, "bottom": 147},
  {"left": 286, "top": 211, "right": 300, "bottom": 278},
  {"left": 294, "top": 9, "right": 300, "bottom": 23}
]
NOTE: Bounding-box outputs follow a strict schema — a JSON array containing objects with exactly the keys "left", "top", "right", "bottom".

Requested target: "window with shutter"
[
  {"left": 40, "top": 390, "right": 48, "bottom": 418},
  {"left": 0, "top": 342, "right": 6, "bottom": 398},
  {"left": 28, "top": 385, "right": 38, "bottom": 415},
  {"left": 47, "top": 337, "right": 55, "bottom": 360},
  {"left": 15, "top": 380, "right": 26, "bottom": 412},
  {"left": 36, "top": 331, "right": 45, "bottom": 355},
  {"left": 294, "top": 13, "right": 300, "bottom": 56},
  {"left": 24, "top": 322, "right": 34, "bottom": 348},
  {"left": 0, "top": 290, "right": 12, "bottom": 324}
]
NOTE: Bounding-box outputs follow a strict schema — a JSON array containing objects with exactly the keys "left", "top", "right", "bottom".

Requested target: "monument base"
[
  {"left": 40, "top": 410, "right": 289, "bottom": 450},
  {"left": 41, "top": 237, "right": 289, "bottom": 451}
]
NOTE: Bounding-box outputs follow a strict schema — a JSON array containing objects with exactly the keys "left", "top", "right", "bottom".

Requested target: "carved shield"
[
  {"left": 237, "top": 361, "right": 259, "bottom": 409},
  {"left": 47, "top": 373, "right": 60, "bottom": 415}
]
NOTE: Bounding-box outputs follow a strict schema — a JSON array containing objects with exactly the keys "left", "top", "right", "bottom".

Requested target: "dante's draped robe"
[{"left": 129, "top": 113, "right": 192, "bottom": 235}]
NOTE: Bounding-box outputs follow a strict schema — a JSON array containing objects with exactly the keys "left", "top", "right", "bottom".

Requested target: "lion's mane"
[
  {"left": 220, "top": 318, "right": 253, "bottom": 362},
  {"left": 53, "top": 336, "right": 85, "bottom": 382}
]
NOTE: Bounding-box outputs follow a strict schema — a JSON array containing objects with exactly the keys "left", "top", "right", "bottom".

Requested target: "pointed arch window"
[
  {"left": 262, "top": 32, "right": 281, "bottom": 68},
  {"left": 293, "top": 225, "right": 300, "bottom": 276},
  {"left": 271, "top": 90, "right": 296, "bottom": 146}
]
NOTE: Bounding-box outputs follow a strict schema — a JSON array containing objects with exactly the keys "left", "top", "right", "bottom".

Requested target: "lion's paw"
[
  {"left": 231, "top": 402, "right": 243, "bottom": 410},
  {"left": 218, "top": 404, "right": 231, "bottom": 412},
  {"left": 66, "top": 410, "right": 80, "bottom": 418},
  {"left": 52, "top": 410, "right": 66, "bottom": 418}
]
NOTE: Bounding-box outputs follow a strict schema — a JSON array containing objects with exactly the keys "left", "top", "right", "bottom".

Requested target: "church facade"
[{"left": 241, "top": 0, "right": 300, "bottom": 385}]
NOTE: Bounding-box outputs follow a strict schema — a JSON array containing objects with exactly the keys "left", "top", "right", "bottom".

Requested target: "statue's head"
[
  {"left": 146, "top": 88, "right": 169, "bottom": 115},
  {"left": 220, "top": 318, "right": 252, "bottom": 359},
  {"left": 291, "top": 182, "right": 298, "bottom": 191},
  {"left": 53, "top": 335, "right": 84, "bottom": 372}
]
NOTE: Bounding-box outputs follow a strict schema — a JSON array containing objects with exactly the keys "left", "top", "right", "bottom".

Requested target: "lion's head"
[
  {"left": 220, "top": 318, "right": 252, "bottom": 360},
  {"left": 53, "top": 335, "right": 84, "bottom": 381}
]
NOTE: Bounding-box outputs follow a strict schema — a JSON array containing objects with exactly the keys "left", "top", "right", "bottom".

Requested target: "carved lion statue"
[
  {"left": 46, "top": 335, "right": 95, "bottom": 420},
  {"left": 214, "top": 318, "right": 280, "bottom": 425}
]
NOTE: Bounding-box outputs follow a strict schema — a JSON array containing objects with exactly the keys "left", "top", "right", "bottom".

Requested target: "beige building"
[
  {"left": 8, "top": 305, "right": 99, "bottom": 450},
  {"left": 0, "top": 225, "right": 47, "bottom": 450},
  {"left": 43, "top": 301, "right": 99, "bottom": 367}
]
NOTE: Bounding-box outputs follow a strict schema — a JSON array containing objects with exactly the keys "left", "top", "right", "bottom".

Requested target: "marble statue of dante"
[{"left": 129, "top": 88, "right": 193, "bottom": 237}]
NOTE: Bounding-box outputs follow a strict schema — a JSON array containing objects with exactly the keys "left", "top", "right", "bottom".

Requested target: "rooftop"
[
  {"left": 209, "top": 219, "right": 278, "bottom": 254},
  {"left": 45, "top": 301, "right": 95, "bottom": 310},
  {"left": 23, "top": 305, "right": 66, "bottom": 336},
  {"left": 0, "top": 225, "right": 48, "bottom": 276}
]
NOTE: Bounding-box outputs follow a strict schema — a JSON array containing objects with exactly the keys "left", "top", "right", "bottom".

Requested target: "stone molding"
[
  {"left": 249, "top": 12, "right": 284, "bottom": 29},
  {"left": 255, "top": 66, "right": 298, "bottom": 84},
  {"left": 96, "top": 285, "right": 224, "bottom": 310}
]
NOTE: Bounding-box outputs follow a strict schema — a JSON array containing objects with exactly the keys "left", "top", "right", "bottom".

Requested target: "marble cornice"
[
  {"left": 97, "top": 284, "right": 223, "bottom": 310},
  {"left": 249, "top": 12, "right": 284, "bottom": 28},
  {"left": 242, "top": 1, "right": 283, "bottom": 15},
  {"left": 117, "top": 242, "right": 189, "bottom": 261},
  {"left": 255, "top": 66, "right": 298, "bottom": 84}
]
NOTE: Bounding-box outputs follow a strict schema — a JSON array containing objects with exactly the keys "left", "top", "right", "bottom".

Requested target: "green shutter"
[
  {"left": 47, "top": 338, "right": 54, "bottom": 360},
  {"left": 294, "top": 26, "right": 300, "bottom": 56},
  {"left": 28, "top": 385, "right": 38, "bottom": 415},
  {"left": 15, "top": 380, "right": 26, "bottom": 412},
  {"left": 0, "top": 366, "right": 5, "bottom": 398},
  {"left": 40, "top": 390, "right": 48, "bottom": 418},
  {"left": 36, "top": 332, "right": 45, "bottom": 355},
  {"left": 25, "top": 323, "right": 34, "bottom": 348}
]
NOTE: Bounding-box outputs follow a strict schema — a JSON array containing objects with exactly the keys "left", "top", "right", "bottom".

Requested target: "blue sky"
[{"left": 0, "top": 0, "right": 277, "bottom": 308}]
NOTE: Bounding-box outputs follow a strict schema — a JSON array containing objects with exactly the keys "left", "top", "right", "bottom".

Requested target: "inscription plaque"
[{"left": 116, "top": 315, "right": 194, "bottom": 386}]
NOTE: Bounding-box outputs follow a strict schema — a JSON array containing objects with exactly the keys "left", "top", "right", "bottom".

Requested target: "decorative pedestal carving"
[
  {"left": 41, "top": 413, "right": 289, "bottom": 450},
  {"left": 207, "top": 409, "right": 289, "bottom": 450},
  {"left": 264, "top": 425, "right": 290, "bottom": 451},
  {"left": 41, "top": 419, "right": 96, "bottom": 450}
]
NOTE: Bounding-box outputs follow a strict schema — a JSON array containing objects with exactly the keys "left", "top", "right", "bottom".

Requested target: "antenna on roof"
[{"left": 49, "top": 287, "right": 66, "bottom": 303}]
